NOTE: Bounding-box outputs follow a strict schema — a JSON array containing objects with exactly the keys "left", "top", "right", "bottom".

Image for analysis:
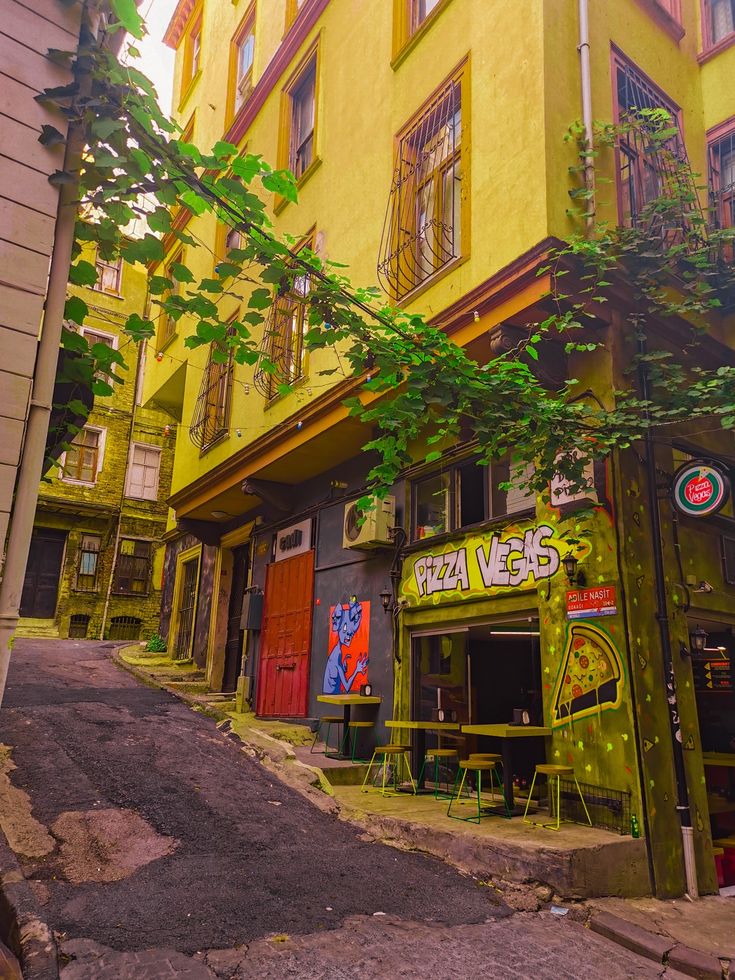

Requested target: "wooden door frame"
[
  {"left": 168, "top": 543, "right": 202, "bottom": 659},
  {"left": 21, "top": 527, "right": 68, "bottom": 620}
]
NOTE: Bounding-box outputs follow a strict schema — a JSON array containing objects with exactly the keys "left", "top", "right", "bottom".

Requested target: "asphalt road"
[{"left": 0, "top": 640, "right": 663, "bottom": 978}]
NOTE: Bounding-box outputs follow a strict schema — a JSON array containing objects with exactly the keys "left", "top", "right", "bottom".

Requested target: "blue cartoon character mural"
[{"left": 322, "top": 595, "right": 370, "bottom": 694}]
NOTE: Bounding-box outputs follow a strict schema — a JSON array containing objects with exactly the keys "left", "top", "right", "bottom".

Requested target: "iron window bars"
[
  {"left": 190, "top": 333, "right": 234, "bottom": 449},
  {"left": 174, "top": 557, "right": 199, "bottom": 659},
  {"left": 378, "top": 76, "right": 461, "bottom": 298},
  {"left": 615, "top": 61, "right": 704, "bottom": 248},
  {"left": 253, "top": 264, "right": 311, "bottom": 399}
]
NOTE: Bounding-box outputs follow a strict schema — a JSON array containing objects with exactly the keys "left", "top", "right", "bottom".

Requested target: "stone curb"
[
  {"left": 589, "top": 912, "right": 728, "bottom": 979},
  {"left": 0, "top": 826, "right": 59, "bottom": 980}
]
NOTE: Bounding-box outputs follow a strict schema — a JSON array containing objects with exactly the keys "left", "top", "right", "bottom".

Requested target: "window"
[
  {"left": 285, "top": 0, "right": 307, "bottom": 30},
  {"left": 69, "top": 614, "right": 90, "bottom": 638},
  {"left": 190, "top": 330, "right": 234, "bottom": 448},
  {"left": 231, "top": 12, "right": 255, "bottom": 117},
  {"left": 253, "top": 240, "right": 312, "bottom": 400},
  {"left": 393, "top": 0, "right": 451, "bottom": 61},
  {"left": 108, "top": 616, "right": 142, "bottom": 640},
  {"left": 411, "top": 0, "right": 442, "bottom": 30},
  {"left": 613, "top": 53, "right": 684, "bottom": 228},
  {"left": 81, "top": 327, "right": 117, "bottom": 382},
  {"left": 182, "top": 12, "right": 202, "bottom": 95},
  {"left": 286, "top": 55, "right": 316, "bottom": 180},
  {"left": 76, "top": 534, "right": 101, "bottom": 591},
  {"left": 62, "top": 427, "right": 103, "bottom": 484},
  {"left": 705, "top": 0, "right": 735, "bottom": 46},
  {"left": 112, "top": 539, "right": 152, "bottom": 595},
  {"left": 709, "top": 128, "right": 735, "bottom": 231},
  {"left": 411, "top": 457, "right": 534, "bottom": 542},
  {"left": 159, "top": 249, "right": 183, "bottom": 349},
  {"left": 93, "top": 253, "right": 122, "bottom": 294},
  {"left": 126, "top": 443, "right": 162, "bottom": 500},
  {"left": 378, "top": 62, "right": 467, "bottom": 298}
]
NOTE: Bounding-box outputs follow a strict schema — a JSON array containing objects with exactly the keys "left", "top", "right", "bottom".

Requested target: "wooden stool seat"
[
  {"left": 426, "top": 748, "right": 459, "bottom": 758},
  {"left": 524, "top": 765, "right": 591, "bottom": 830},
  {"left": 714, "top": 837, "right": 735, "bottom": 848},
  {"left": 348, "top": 721, "right": 375, "bottom": 728},
  {"left": 713, "top": 846, "right": 725, "bottom": 857},
  {"left": 535, "top": 764, "right": 574, "bottom": 776},
  {"left": 459, "top": 758, "right": 496, "bottom": 771},
  {"left": 361, "top": 744, "right": 416, "bottom": 796},
  {"left": 447, "top": 758, "right": 510, "bottom": 822},
  {"left": 320, "top": 715, "right": 343, "bottom": 723},
  {"left": 310, "top": 715, "right": 346, "bottom": 755},
  {"left": 468, "top": 753, "right": 502, "bottom": 763}
]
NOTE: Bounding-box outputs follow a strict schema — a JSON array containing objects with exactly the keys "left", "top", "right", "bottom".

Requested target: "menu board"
[{"left": 693, "top": 658, "right": 733, "bottom": 692}]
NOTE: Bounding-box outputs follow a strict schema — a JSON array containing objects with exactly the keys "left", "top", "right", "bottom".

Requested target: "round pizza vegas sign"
[{"left": 672, "top": 460, "right": 730, "bottom": 518}]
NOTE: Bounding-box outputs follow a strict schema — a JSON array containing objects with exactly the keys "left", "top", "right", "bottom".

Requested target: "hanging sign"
[
  {"left": 566, "top": 585, "right": 617, "bottom": 620},
  {"left": 274, "top": 518, "right": 312, "bottom": 561},
  {"left": 672, "top": 460, "right": 730, "bottom": 518}
]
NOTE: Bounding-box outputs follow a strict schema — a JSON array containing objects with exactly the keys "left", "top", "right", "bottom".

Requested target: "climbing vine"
[{"left": 42, "top": 1, "right": 735, "bottom": 501}]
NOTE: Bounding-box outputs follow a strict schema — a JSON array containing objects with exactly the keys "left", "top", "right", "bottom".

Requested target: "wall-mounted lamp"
[
  {"left": 562, "top": 552, "right": 586, "bottom": 587},
  {"left": 680, "top": 625, "right": 709, "bottom": 658},
  {"left": 379, "top": 588, "right": 393, "bottom": 613}
]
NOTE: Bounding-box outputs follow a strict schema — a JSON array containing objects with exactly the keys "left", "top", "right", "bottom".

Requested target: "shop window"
[
  {"left": 126, "top": 443, "right": 162, "bottom": 500},
  {"left": 62, "top": 427, "right": 104, "bottom": 484},
  {"left": 378, "top": 60, "right": 467, "bottom": 298},
  {"left": 112, "top": 539, "right": 152, "bottom": 595},
  {"left": 108, "top": 616, "right": 142, "bottom": 641},
  {"left": 704, "top": 0, "right": 735, "bottom": 47},
  {"left": 76, "top": 534, "right": 101, "bottom": 591},
  {"left": 93, "top": 253, "right": 122, "bottom": 294},
  {"left": 68, "top": 614, "right": 90, "bottom": 639},
  {"left": 411, "top": 457, "right": 534, "bottom": 541},
  {"left": 708, "top": 127, "right": 735, "bottom": 233}
]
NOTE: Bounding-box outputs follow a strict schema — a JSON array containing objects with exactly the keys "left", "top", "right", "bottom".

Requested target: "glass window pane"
[
  {"left": 457, "top": 460, "right": 486, "bottom": 527},
  {"left": 414, "top": 472, "right": 450, "bottom": 539}
]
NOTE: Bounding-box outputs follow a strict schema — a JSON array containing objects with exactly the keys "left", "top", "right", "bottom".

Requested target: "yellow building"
[
  {"left": 146, "top": 0, "right": 735, "bottom": 897},
  {"left": 17, "top": 249, "right": 174, "bottom": 642}
]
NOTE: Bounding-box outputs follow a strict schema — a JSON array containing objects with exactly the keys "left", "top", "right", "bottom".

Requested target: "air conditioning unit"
[{"left": 342, "top": 495, "right": 395, "bottom": 550}]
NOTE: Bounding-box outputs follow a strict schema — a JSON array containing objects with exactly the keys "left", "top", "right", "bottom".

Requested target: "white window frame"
[
  {"left": 59, "top": 425, "right": 107, "bottom": 486},
  {"left": 80, "top": 326, "right": 118, "bottom": 351},
  {"left": 125, "top": 441, "right": 162, "bottom": 501}
]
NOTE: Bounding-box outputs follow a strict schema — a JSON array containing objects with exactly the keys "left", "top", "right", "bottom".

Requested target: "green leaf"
[
  {"left": 170, "top": 262, "right": 194, "bottom": 283},
  {"left": 248, "top": 288, "right": 272, "bottom": 310},
  {"left": 69, "top": 260, "right": 98, "bottom": 287},
  {"left": 110, "top": 0, "right": 144, "bottom": 37},
  {"left": 261, "top": 170, "right": 298, "bottom": 203},
  {"left": 64, "top": 295, "right": 88, "bottom": 324}
]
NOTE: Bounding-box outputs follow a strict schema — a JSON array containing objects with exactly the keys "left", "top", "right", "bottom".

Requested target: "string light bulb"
[
  {"left": 473, "top": 310, "right": 480, "bottom": 322},
  {"left": 236, "top": 428, "right": 242, "bottom": 437},
  {"left": 296, "top": 420, "right": 303, "bottom": 430},
  {"left": 156, "top": 351, "right": 164, "bottom": 362},
  {"left": 163, "top": 424, "right": 171, "bottom": 437},
  {"left": 244, "top": 384, "right": 250, "bottom": 395}
]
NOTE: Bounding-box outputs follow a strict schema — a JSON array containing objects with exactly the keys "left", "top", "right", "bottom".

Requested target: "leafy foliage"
[{"left": 43, "top": 5, "right": 735, "bottom": 508}]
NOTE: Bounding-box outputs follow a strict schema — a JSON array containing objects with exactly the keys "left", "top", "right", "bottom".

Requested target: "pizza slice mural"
[{"left": 551, "top": 623, "right": 624, "bottom": 727}]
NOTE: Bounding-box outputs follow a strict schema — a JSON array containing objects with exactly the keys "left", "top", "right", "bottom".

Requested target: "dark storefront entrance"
[
  {"left": 222, "top": 544, "right": 249, "bottom": 692},
  {"left": 20, "top": 528, "right": 67, "bottom": 619}
]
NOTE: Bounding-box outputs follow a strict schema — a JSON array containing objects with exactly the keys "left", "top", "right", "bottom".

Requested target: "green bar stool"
[
  {"left": 347, "top": 720, "right": 375, "bottom": 763},
  {"left": 447, "top": 758, "right": 510, "bottom": 823},
  {"left": 310, "top": 715, "right": 343, "bottom": 755},
  {"left": 417, "top": 747, "right": 460, "bottom": 799},
  {"left": 361, "top": 745, "right": 416, "bottom": 796},
  {"left": 523, "top": 764, "right": 592, "bottom": 831}
]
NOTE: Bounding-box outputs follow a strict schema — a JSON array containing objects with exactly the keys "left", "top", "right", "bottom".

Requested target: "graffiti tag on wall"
[
  {"left": 322, "top": 596, "right": 370, "bottom": 694},
  {"left": 550, "top": 623, "right": 624, "bottom": 727},
  {"left": 404, "top": 524, "right": 575, "bottom": 604}
]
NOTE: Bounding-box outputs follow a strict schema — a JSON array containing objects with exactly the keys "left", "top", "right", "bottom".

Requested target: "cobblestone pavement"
[{"left": 1, "top": 641, "right": 665, "bottom": 978}]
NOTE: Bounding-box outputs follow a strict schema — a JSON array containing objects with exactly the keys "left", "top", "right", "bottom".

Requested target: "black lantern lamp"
[
  {"left": 562, "top": 552, "right": 586, "bottom": 587},
  {"left": 690, "top": 625, "right": 708, "bottom": 654},
  {"left": 379, "top": 588, "right": 393, "bottom": 613}
]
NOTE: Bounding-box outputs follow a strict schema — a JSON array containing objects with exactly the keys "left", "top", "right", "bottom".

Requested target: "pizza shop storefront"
[{"left": 392, "top": 514, "right": 648, "bottom": 840}]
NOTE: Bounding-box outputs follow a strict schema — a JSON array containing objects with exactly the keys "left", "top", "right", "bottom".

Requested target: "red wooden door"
[{"left": 256, "top": 550, "right": 314, "bottom": 717}]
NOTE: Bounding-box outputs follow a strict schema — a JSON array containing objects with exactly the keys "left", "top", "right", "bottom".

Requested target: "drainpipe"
[
  {"left": 0, "top": 16, "right": 93, "bottom": 706},
  {"left": 638, "top": 333, "right": 698, "bottom": 899},
  {"left": 578, "top": 0, "right": 596, "bottom": 232}
]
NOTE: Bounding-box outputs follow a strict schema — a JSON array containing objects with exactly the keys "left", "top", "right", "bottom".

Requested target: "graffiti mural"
[
  {"left": 550, "top": 623, "right": 624, "bottom": 727},
  {"left": 322, "top": 596, "right": 370, "bottom": 694}
]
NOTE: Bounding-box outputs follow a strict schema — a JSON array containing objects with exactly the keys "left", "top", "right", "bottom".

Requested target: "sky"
[{"left": 128, "top": 0, "right": 179, "bottom": 117}]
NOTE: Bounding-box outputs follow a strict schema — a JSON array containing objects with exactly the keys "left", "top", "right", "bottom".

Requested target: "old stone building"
[{"left": 17, "top": 253, "right": 174, "bottom": 642}]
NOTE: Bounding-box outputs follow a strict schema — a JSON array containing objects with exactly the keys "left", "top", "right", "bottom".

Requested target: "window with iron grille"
[
  {"left": 613, "top": 53, "right": 701, "bottom": 246},
  {"left": 63, "top": 427, "right": 102, "bottom": 484},
  {"left": 76, "top": 534, "right": 101, "bottom": 591},
  {"left": 93, "top": 253, "right": 122, "bottom": 294},
  {"left": 705, "top": 0, "right": 735, "bottom": 46},
  {"left": 108, "top": 616, "right": 142, "bottom": 641},
  {"left": 69, "top": 614, "right": 90, "bottom": 639},
  {"left": 288, "top": 57, "right": 316, "bottom": 179},
  {"left": 253, "top": 241, "right": 312, "bottom": 400},
  {"left": 126, "top": 443, "right": 161, "bottom": 500},
  {"left": 159, "top": 249, "right": 183, "bottom": 349},
  {"left": 709, "top": 129, "right": 735, "bottom": 233},
  {"left": 378, "top": 64, "right": 465, "bottom": 298},
  {"left": 112, "top": 539, "right": 151, "bottom": 595},
  {"left": 190, "top": 330, "right": 234, "bottom": 449}
]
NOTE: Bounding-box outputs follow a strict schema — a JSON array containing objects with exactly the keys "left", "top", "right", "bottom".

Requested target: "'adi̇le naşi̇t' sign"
[
  {"left": 672, "top": 460, "right": 730, "bottom": 518},
  {"left": 404, "top": 523, "right": 579, "bottom": 603}
]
